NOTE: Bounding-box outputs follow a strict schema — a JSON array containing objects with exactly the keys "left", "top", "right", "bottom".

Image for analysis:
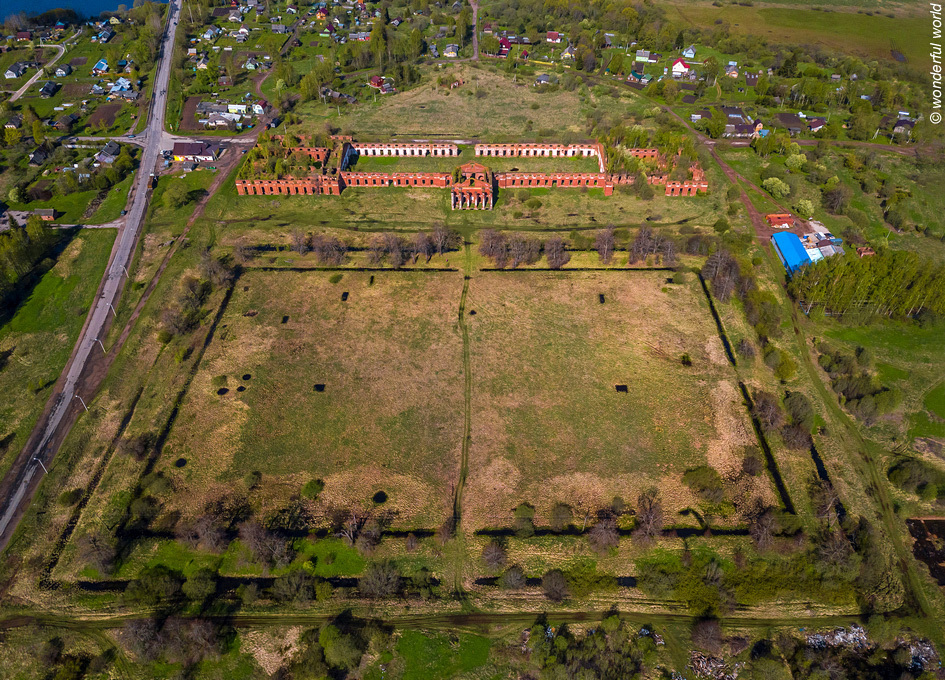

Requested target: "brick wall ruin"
[
  {"left": 351, "top": 142, "right": 459, "bottom": 157},
  {"left": 234, "top": 138, "right": 707, "bottom": 205}
]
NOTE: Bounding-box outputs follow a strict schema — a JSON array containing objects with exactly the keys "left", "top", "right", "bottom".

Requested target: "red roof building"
[
  {"left": 369, "top": 75, "right": 384, "bottom": 88},
  {"left": 546, "top": 31, "right": 561, "bottom": 43}
]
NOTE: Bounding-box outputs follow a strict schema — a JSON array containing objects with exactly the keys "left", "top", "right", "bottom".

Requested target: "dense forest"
[{"left": 787, "top": 251, "right": 945, "bottom": 320}]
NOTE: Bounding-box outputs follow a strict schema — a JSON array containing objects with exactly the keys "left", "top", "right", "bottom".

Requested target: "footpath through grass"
[{"left": 0, "top": 229, "right": 116, "bottom": 479}]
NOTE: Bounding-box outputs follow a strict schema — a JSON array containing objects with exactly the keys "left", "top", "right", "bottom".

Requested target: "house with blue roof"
[{"left": 771, "top": 232, "right": 811, "bottom": 275}]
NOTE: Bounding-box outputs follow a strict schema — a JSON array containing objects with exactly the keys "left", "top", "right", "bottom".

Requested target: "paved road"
[
  {"left": 9, "top": 33, "right": 79, "bottom": 102},
  {"left": 0, "top": 2, "right": 182, "bottom": 545}
]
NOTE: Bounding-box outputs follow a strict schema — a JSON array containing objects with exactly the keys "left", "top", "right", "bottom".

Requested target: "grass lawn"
[
  {"left": 463, "top": 271, "right": 774, "bottom": 530},
  {"left": 363, "top": 630, "right": 491, "bottom": 680},
  {"left": 89, "top": 175, "right": 133, "bottom": 224},
  {"left": 156, "top": 270, "right": 466, "bottom": 530},
  {"left": 0, "top": 229, "right": 116, "bottom": 480},
  {"left": 8, "top": 188, "right": 103, "bottom": 224}
]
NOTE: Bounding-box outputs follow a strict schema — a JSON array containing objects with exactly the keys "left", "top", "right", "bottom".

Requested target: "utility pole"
[
  {"left": 74, "top": 394, "right": 89, "bottom": 411},
  {"left": 93, "top": 338, "right": 106, "bottom": 354},
  {"left": 33, "top": 457, "right": 48, "bottom": 474}
]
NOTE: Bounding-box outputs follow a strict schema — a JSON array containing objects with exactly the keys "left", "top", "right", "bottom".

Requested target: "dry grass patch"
[
  {"left": 157, "top": 270, "right": 466, "bottom": 529},
  {"left": 463, "top": 271, "right": 765, "bottom": 532}
]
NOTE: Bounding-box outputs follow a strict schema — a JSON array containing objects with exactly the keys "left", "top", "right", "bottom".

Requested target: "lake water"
[{"left": 3, "top": 0, "right": 166, "bottom": 22}]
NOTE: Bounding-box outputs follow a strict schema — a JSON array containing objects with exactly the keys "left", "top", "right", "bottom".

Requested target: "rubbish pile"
[
  {"left": 688, "top": 652, "right": 741, "bottom": 680},
  {"left": 805, "top": 625, "right": 869, "bottom": 651}
]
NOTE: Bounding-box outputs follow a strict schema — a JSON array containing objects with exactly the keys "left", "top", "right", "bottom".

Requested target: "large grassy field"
[
  {"left": 667, "top": 3, "right": 930, "bottom": 66},
  {"left": 463, "top": 271, "right": 773, "bottom": 530},
  {"left": 293, "top": 63, "right": 645, "bottom": 138},
  {"left": 156, "top": 270, "right": 466, "bottom": 529},
  {"left": 0, "top": 229, "right": 115, "bottom": 480}
]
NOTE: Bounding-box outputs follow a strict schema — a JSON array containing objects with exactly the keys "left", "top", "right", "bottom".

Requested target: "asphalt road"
[{"left": 0, "top": 2, "right": 182, "bottom": 544}]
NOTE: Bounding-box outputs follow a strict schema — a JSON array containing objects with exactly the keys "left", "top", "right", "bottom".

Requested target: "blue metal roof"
[{"left": 771, "top": 232, "right": 811, "bottom": 274}]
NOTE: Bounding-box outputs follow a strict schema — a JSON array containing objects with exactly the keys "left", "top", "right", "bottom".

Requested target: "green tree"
[
  {"left": 163, "top": 179, "right": 189, "bottom": 209},
  {"left": 31, "top": 119, "right": 45, "bottom": 144},
  {"left": 762, "top": 177, "right": 791, "bottom": 199},
  {"left": 3, "top": 126, "right": 20, "bottom": 146}
]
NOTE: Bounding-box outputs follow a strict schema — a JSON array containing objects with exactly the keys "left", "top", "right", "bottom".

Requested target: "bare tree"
[
  {"left": 123, "top": 619, "right": 161, "bottom": 661},
  {"left": 691, "top": 619, "right": 722, "bottom": 655},
  {"left": 367, "top": 235, "right": 386, "bottom": 265},
  {"left": 77, "top": 531, "right": 117, "bottom": 575},
  {"left": 383, "top": 233, "right": 407, "bottom": 267},
  {"left": 544, "top": 236, "right": 571, "bottom": 270},
  {"left": 238, "top": 520, "right": 293, "bottom": 568},
  {"left": 588, "top": 514, "right": 619, "bottom": 553},
  {"left": 748, "top": 507, "right": 778, "bottom": 551},
  {"left": 542, "top": 569, "right": 569, "bottom": 602},
  {"left": 176, "top": 515, "right": 228, "bottom": 553},
  {"left": 312, "top": 234, "right": 347, "bottom": 265},
  {"left": 412, "top": 232, "right": 434, "bottom": 262},
  {"left": 595, "top": 227, "right": 616, "bottom": 264},
  {"left": 234, "top": 241, "right": 251, "bottom": 265},
  {"left": 481, "top": 539, "right": 507, "bottom": 570},
  {"left": 632, "top": 488, "right": 663, "bottom": 546},
  {"left": 354, "top": 518, "right": 382, "bottom": 555},
  {"left": 359, "top": 561, "right": 402, "bottom": 598},
  {"left": 500, "top": 565, "right": 526, "bottom": 590},
  {"left": 431, "top": 224, "right": 461, "bottom": 255},
  {"left": 508, "top": 234, "right": 541, "bottom": 268},
  {"left": 479, "top": 229, "right": 508, "bottom": 267},
  {"left": 810, "top": 479, "right": 840, "bottom": 525},
  {"left": 752, "top": 390, "right": 785, "bottom": 434},
  {"left": 291, "top": 229, "right": 310, "bottom": 254}
]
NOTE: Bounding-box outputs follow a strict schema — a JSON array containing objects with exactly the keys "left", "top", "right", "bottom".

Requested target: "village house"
[
  {"left": 4, "top": 62, "right": 29, "bottom": 79},
  {"left": 54, "top": 113, "right": 79, "bottom": 131},
  {"left": 34, "top": 209, "right": 56, "bottom": 221},
  {"left": 745, "top": 72, "right": 759, "bottom": 87},
  {"left": 671, "top": 58, "right": 690, "bottom": 78},
  {"left": 16, "top": 30, "right": 31, "bottom": 41},
  {"left": 92, "top": 58, "right": 109, "bottom": 75},
  {"left": 95, "top": 140, "right": 122, "bottom": 164},
  {"left": 39, "top": 81, "right": 59, "bottom": 98},
  {"left": 29, "top": 147, "right": 49, "bottom": 166},
  {"left": 690, "top": 109, "right": 711, "bottom": 122},
  {"left": 682, "top": 45, "right": 696, "bottom": 59},
  {"left": 561, "top": 45, "right": 576, "bottom": 60},
  {"left": 444, "top": 44, "right": 459, "bottom": 57},
  {"left": 892, "top": 119, "right": 914, "bottom": 136},
  {"left": 229, "top": 9, "right": 242, "bottom": 21},
  {"left": 546, "top": 30, "right": 561, "bottom": 43},
  {"left": 775, "top": 112, "right": 804, "bottom": 135},
  {"left": 54, "top": 63, "right": 72, "bottom": 77},
  {"left": 271, "top": 23, "right": 287, "bottom": 34},
  {"left": 807, "top": 117, "right": 827, "bottom": 133},
  {"left": 4, "top": 115, "right": 22, "bottom": 129}
]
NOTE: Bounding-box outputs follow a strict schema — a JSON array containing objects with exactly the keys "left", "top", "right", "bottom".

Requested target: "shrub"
[
  {"left": 550, "top": 503, "right": 573, "bottom": 532},
  {"left": 301, "top": 478, "right": 325, "bottom": 499},
  {"left": 58, "top": 488, "right": 84, "bottom": 506},
  {"left": 682, "top": 466, "right": 725, "bottom": 504}
]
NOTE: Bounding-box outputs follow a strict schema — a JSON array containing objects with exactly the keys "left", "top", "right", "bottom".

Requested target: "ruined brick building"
[{"left": 234, "top": 138, "right": 708, "bottom": 207}]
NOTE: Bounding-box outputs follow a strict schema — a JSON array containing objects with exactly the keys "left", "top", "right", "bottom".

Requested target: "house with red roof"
[
  {"left": 671, "top": 58, "right": 690, "bottom": 77},
  {"left": 546, "top": 31, "right": 561, "bottom": 43}
]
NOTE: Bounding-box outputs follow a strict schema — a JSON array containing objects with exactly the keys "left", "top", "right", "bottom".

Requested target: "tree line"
[
  {"left": 787, "top": 250, "right": 945, "bottom": 321},
  {"left": 0, "top": 216, "right": 58, "bottom": 316}
]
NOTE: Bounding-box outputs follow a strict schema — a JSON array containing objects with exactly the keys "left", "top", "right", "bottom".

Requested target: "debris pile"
[
  {"left": 907, "top": 639, "right": 941, "bottom": 672},
  {"left": 806, "top": 624, "right": 869, "bottom": 651},
  {"left": 688, "top": 651, "right": 741, "bottom": 680}
]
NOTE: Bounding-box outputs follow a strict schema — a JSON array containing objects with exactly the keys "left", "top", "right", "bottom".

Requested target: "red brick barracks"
[{"left": 234, "top": 140, "right": 707, "bottom": 209}]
